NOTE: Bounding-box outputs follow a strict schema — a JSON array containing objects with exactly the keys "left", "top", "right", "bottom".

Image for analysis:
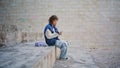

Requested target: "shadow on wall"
[{"left": 0, "top": 31, "right": 6, "bottom": 47}]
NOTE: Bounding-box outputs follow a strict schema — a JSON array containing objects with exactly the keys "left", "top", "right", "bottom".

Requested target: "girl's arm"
[{"left": 45, "top": 29, "right": 59, "bottom": 39}]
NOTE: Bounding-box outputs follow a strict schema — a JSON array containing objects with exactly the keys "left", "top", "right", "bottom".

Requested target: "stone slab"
[{"left": 0, "top": 43, "right": 58, "bottom": 68}]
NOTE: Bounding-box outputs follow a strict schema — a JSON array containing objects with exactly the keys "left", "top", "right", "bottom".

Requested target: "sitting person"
[{"left": 44, "top": 15, "right": 68, "bottom": 60}]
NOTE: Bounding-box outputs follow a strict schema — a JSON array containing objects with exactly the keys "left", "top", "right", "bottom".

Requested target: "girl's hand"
[{"left": 59, "top": 31, "right": 63, "bottom": 35}]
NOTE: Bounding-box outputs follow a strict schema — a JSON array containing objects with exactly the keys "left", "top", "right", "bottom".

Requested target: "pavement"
[
  {"left": 0, "top": 42, "right": 56, "bottom": 68},
  {"left": 0, "top": 41, "right": 120, "bottom": 68},
  {"left": 53, "top": 41, "right": 120, "bottom": 68}
]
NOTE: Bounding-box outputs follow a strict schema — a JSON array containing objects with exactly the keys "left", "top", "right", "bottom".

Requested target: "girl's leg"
[{"left": 55, "top": 40, "right": 68, "bottom": 59}]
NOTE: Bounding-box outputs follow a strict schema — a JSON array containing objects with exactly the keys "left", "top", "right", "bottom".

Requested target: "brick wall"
[{"left": 0, "top": 0, "right": 120, "bottom": 46}]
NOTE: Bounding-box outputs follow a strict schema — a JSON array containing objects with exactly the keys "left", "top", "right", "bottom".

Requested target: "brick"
[{"left": 0, "top": 0, "right": 119, "bottom": 46}]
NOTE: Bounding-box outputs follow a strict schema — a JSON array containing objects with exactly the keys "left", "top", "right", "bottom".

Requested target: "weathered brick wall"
[
  {"left": 0, "top": 0, "right": 120, "bottom": 46},
  {"left": 0, "top": 24, "right": 43, "bottom": 46},
  {"left": 0, "top": 24, "right": 18, "bottom": 46}
]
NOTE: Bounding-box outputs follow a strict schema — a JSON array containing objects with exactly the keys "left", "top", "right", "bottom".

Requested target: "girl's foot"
[{"left": 59, "top": 57, "right": 68, "bottom": 60}]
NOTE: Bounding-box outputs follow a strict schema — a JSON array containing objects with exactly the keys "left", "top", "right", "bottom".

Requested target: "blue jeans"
[{"left": 55, "top": 40, "right": 68, "bottom": 59}]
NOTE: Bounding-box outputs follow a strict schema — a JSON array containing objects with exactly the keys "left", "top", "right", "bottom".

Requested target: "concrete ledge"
[
  {"left": 33, "top": 46, "right": 56, "bottom": 68},
  {"left": 0, "top": 43, "right": 60, "bottom": 68},
  {"left": 55, "top": 46, "right": 60, "bottom": 59}
]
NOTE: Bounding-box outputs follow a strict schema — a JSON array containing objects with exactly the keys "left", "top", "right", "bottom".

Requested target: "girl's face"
[{"left": 52, "top": 20, "right": 58, "bottom": 26}]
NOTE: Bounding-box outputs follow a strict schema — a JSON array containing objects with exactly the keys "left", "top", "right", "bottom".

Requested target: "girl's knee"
[
  {"left": 63, "top": 41, "right": 68, "bottom": 47},
  {"left": 61, "top": 44, "right": 67, "bottom": 49},
  {"left": 61, "top": 46, "right": 67, "bottom": 51}
]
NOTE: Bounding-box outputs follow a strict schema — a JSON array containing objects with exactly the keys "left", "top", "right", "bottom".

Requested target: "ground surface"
[
  {"left": 0, "top": 43, "right": 54, "bottom": 68},
  {"left": 0, "top": 42, "right": 120, "bottom": 68},
  {"left": 53, "top": 41, "right": 120, "bottom": 68}
]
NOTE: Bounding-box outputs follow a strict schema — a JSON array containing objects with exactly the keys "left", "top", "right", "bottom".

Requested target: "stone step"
[{"left": 0, "top": 43, "right": 60, "bottom": 68}]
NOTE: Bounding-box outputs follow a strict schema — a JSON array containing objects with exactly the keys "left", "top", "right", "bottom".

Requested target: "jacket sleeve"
[{"left": 45, "top": 29, "right": 59, "bottom": 39}]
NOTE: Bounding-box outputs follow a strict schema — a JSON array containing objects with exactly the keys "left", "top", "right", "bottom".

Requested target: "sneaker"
[{"left": 59, "top": 57, "right": 68, "bottom": 60}]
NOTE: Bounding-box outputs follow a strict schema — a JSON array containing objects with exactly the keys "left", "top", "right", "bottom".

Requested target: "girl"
[{"left": 44, "top": 15, "right": 68, "bottom": 60}]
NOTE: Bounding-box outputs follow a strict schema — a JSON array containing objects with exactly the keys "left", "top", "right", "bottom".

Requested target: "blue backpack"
[{"left": 35, "top": 41, "right": 48, "bottom": 47}]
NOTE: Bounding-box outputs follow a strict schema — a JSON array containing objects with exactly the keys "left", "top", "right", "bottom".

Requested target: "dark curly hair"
[{"left": 49, "top": 15, "right": 58, "bottom": 24}]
